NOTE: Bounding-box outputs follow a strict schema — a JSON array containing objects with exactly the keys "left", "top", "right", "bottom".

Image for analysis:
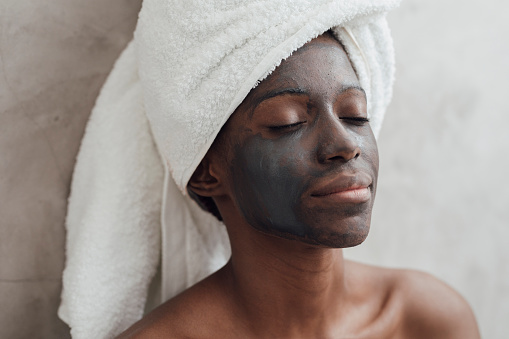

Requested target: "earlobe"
[{"left": 187, "top": 158, "right": 223, "bottom": 197}]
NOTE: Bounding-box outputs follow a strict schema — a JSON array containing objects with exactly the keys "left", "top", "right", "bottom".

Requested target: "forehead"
[
  {"left": 271, "top": 35, "right": 356, "bottom": 81},
  {"left": 239, "top": 34, "right": 360, "bottom": 112}
]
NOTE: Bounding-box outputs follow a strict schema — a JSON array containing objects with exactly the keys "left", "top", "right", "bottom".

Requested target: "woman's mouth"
[
  {"left": 312, "top": 186, "right": 371, "bottom": 203},
  {"left": 309, "top": 174, "right": 372, "bottom": 203}
]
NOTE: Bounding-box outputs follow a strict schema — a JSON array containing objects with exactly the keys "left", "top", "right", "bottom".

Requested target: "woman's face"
[{"left": 215, "top": 33, "right": 378, "bottom": 248}]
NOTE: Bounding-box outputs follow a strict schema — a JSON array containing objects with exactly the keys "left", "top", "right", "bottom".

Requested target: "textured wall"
[
  {"left": 0, "top": 0, "right": 507, "bottom": 338},
  {"left": 346, "top": 1, "right": 509, "bottom": 338},
  {"left": 0, "top": 1, "right": 142, "bottom": 338}
]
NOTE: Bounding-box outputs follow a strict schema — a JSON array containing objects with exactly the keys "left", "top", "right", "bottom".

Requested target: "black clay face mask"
[{"left": 224, "top": 34, "right": 379, "bottom": 248}]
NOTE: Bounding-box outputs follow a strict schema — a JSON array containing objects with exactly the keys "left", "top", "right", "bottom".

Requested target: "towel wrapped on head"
[{"left": 59, "top": 0, "right": 400, "bottom": 337}]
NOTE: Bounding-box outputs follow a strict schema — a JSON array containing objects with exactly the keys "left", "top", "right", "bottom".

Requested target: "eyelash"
[
  {"left": 341, "top": 117, "right": 370, "bottom": 124},
  {"left": 268, "top": 121, "right": 306, "bottom": 130},
  {"left": 268, "top": 117, "right": 369, "bottom": 131}
]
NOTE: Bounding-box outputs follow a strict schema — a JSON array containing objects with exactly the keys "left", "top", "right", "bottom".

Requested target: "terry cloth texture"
[{"left": 59, "top": 0, "right": 400, "bottom": 338}]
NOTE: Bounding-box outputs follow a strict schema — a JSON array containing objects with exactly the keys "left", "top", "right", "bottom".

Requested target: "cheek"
[
  {"left": 361, "top": 129, "right": 379, "bottom": 187},
  {"left": 230, "top": 135, "right": 311, "bottom": 236}
]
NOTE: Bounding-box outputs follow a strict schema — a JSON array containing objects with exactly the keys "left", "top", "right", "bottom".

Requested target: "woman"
[
  {"left": 59, "top": 1, "right": 480, "bottom": 338},
  {"left": 117, "top": 33, "right": 479, "bottom": 338}
]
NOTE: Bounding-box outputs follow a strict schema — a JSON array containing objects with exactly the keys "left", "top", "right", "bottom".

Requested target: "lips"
[{"left": 309, "top": 173, "right": 372, "bottom": 203}]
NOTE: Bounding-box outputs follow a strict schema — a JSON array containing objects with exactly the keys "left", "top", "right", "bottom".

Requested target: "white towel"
[{"left": 59, "top": 0, "right": 400, "bottom": 338}]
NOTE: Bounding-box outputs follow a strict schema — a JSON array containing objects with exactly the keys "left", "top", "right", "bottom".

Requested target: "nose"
[{"left": 317, "top": 118, "right": 361, "bottom": 164}]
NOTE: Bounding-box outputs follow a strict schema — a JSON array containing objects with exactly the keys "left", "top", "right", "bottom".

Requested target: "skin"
[
  {"left": 117, "top": 33, "right": 480, "bottom": 339},
  {"left": 227, "top": 45, "right": 377, "bottom": 247}
]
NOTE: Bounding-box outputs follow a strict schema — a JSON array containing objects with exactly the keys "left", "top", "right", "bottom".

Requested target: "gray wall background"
[
  {"left": 0, "top": 1, "right": 142, "bottom": 338},
  {"left": 0, "top": 0, "right": 507, "bottom": 338}
]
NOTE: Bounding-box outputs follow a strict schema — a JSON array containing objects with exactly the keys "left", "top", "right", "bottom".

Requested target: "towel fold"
[{"left": 59, "top": 1, "right": 400, "bottom": 337}]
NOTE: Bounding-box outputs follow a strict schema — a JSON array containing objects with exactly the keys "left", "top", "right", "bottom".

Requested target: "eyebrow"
[
  {"left": 249, "top": 84, "right": 366, "bottom": 118},
  {"left": 249, "top": 88, "right": 308, "bottom": 118},
  {"left": 335, "top": 84, "right": 366, "bottom": 100}
]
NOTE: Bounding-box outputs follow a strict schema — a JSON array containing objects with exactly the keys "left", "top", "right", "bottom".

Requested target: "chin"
[
  {"left": 316, "top": 228, "right": 370, "bottom": 248},
  {"left": 301, "top": 223, "right": 370, "bottom": 248},
  {"left": 239, "top": 194, "right": 375, "bottom": 249},
  {"left": 254, "top": 216, "right": 371, "bottom": 249},
  {"left": 294, "top": 205, "right": 373, "bottom": 248}
]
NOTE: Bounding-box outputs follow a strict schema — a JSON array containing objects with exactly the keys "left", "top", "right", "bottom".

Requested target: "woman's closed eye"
[
  {"left": 268, "top": 121, "right": 306, "bottom": 131},
  {"left": 340, "top": 116, "right": 370, "bottom": 125}
]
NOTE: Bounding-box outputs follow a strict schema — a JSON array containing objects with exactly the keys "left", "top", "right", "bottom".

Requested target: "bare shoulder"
[
  {"left": 116, "top": 270, "right": 234, "bottom": 339},
  {"left": 344, "top": 261, "right": 480, "bottom": 339},
  {"left": 115, "top": 291, "right": 209, "bottom": 339},
  {"left": 394, "top": 269, "right": 480, "bottom": 339},
  {"left": 115, "top": 296, "right": 196, "bottom": 339}
]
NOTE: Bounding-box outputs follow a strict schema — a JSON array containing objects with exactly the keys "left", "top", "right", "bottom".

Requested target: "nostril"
[
  {"left": 320, "top": 145, "right": 361, "bottom": 163},
  {"left": 327, "top": 154, "right": 346, "bottom": 162},
  {"left": 317, "top": 127, "right": 361, "bottom": 163}
]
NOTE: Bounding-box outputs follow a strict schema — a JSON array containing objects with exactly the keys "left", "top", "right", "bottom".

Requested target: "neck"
[{"left": 222, "top": 216, "right": 348, "bottom": 337}]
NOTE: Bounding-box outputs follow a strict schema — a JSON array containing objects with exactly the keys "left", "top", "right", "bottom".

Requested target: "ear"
[{"left": 187, "top": 156, "right": 224, "bottom": 197}]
